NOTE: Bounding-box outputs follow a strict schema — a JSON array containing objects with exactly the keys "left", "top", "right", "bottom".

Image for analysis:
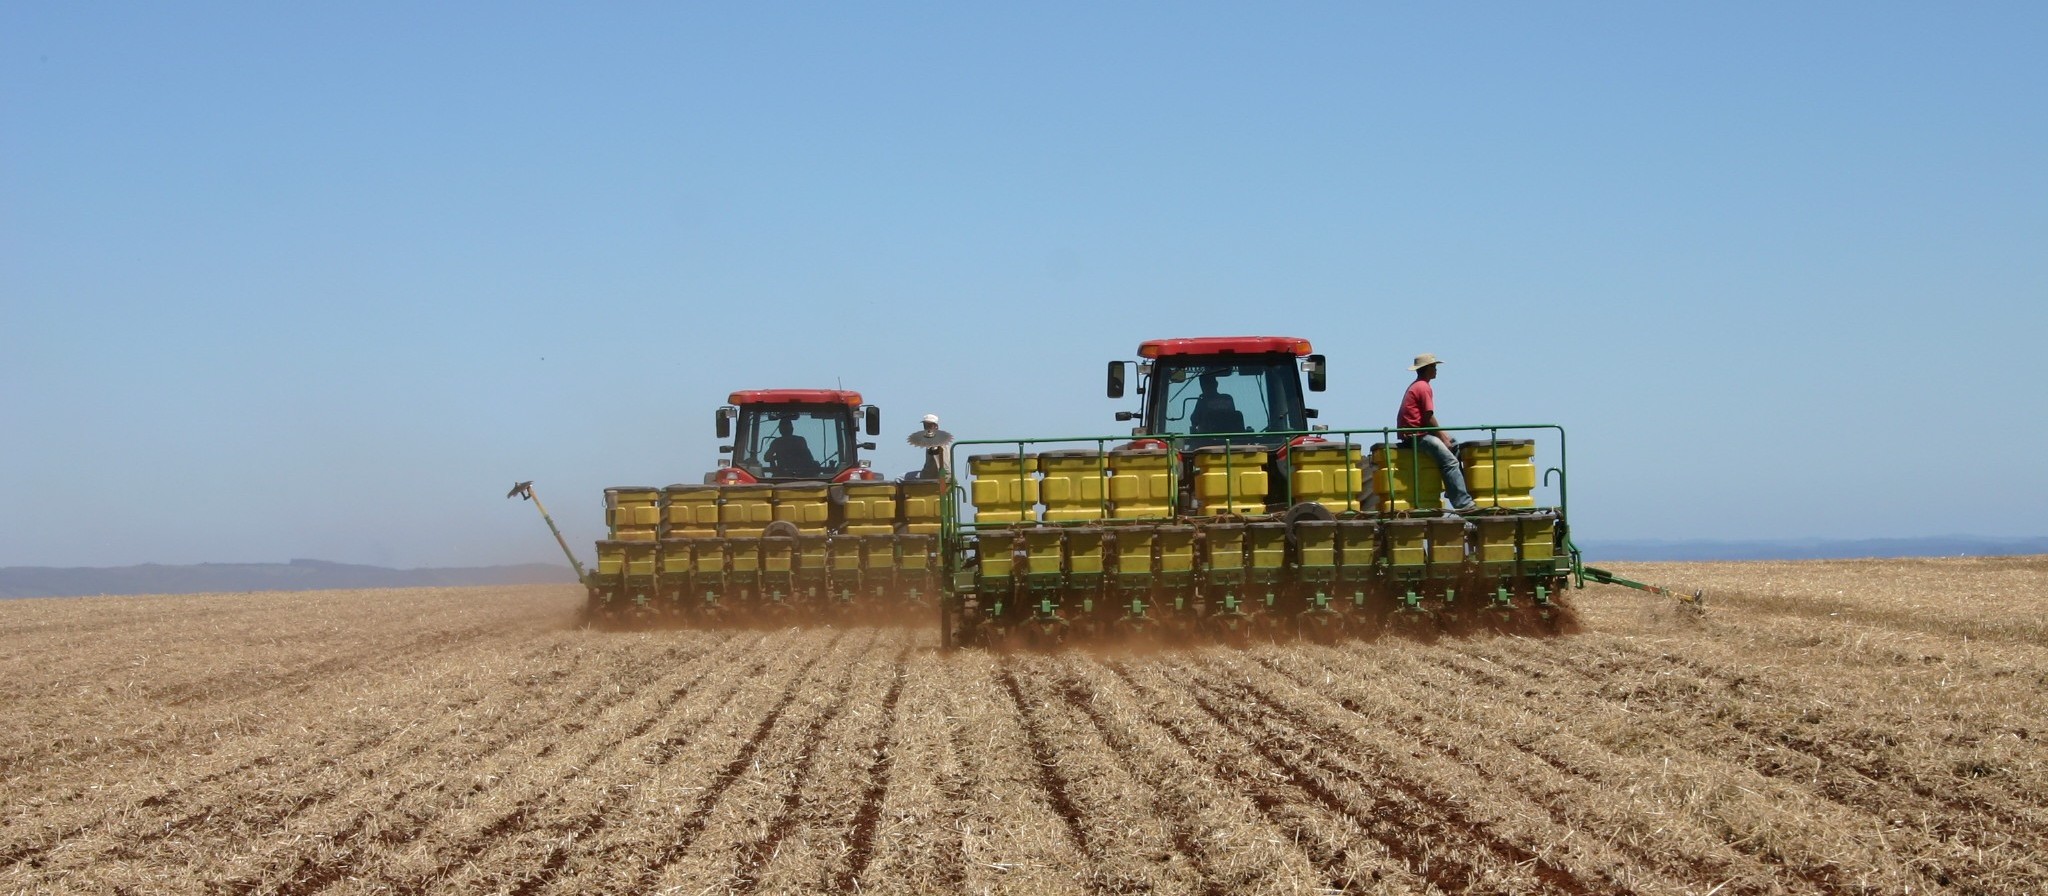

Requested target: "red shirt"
[{"left": 1397, "top": 379, "right": 1433, "bottom": 431}]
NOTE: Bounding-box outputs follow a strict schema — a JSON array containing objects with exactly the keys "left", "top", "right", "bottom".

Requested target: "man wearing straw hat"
[
  {"left": 906, "top": 414, "right": 953, "bottom": 479},
  {"left": 1397, "top": 353, "right": 1479, "bottom": 513}
]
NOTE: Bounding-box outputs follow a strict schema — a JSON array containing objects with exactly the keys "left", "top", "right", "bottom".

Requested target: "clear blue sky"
[{"left": 4, "top": 3, "right": 2043, "bottom": 569}]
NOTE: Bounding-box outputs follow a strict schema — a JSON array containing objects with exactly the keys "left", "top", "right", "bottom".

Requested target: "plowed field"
[{"left": 5, "top": 556, "right": 2045, "bottom": 895}]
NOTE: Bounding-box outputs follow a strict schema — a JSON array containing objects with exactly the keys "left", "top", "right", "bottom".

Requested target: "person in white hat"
[
  {"left": 1396, "top": 353, "right": 1478, "bottom": 512},
  {"left": 907, "top": 414, "right": 953, "bottom": 479}
]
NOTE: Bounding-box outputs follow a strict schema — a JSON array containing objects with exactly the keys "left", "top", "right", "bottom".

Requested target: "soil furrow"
[
  {"left": 1193, "top": 679, "right": 1584, "bottom": 895},
  {"left": 0, "top": 632, "right": 633, "bottom": 874},
  {"left": 1401, "top": 643, "right": 2035, "bottom": 891},
  {"left": 724, "top": 641, "right": 904, "bottom": 893},
  {"left": 241, "top": 635, "right": 753, "bottom": 896},
  {"left": 1102, "top": 659, "right": 1420, "bottom": 893},
  {"left": 1046, "top": 661, "right": 1226, "bottom": 896},
  {"left": 615, "top": 629, "right": 867, "bottom": 893},
  {"left": 1247, "top": 649, "right": 1766, "bottom": 895},
  {"left": 832, "top": 644, "right": 910, "bottom": 892},
  {"left": 996, "top": 665, "right": 1095, "bottom": 863},
  {"left": 418, "top": 633, "right": 806, "bottom": 895}
]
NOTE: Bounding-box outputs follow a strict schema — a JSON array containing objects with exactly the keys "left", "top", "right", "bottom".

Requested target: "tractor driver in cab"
[
  {"left": 764, "top": 417, "right": 820, "bottom": 478},
  {"left": 1190, "top": 372, "right": 1245, "bottom": 434}
]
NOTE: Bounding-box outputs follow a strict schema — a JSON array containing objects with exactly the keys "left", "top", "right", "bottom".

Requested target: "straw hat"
[
  {"left": 921, "top": 414, "right": 939, "bottom": 424},
  {"left": 1409, "top": 353, "right": 1443, "bottom": 371}
]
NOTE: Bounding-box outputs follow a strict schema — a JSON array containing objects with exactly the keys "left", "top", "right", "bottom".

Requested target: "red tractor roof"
[
  {"left": 1136, "top": 336, "right": 1312, "bottom": 359},
  {"left": 727, "top": 389, "right": 864, "bottom": 406}
]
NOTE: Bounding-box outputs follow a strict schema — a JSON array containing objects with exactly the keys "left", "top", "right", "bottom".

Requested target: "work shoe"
[{"left": 1452, "top": 502, "right": 1480, "bottom": 514}]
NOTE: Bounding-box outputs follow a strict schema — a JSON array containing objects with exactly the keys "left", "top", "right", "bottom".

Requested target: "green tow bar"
[{"left": 1582, "top": 565, "right": 1705, "bottom": 608}]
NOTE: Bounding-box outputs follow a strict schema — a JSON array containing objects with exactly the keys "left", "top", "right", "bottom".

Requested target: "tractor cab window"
[
  {"left": 1149, "top": 355, "right": 1307, "bottom": 446},
  {"left": 733, "top": 405, "right": 853, "bottom": 480}
]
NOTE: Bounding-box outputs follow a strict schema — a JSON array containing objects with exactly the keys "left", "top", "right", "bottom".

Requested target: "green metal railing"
[{"left": 934, "top": 424, "right": 1575, "bottom": 587}]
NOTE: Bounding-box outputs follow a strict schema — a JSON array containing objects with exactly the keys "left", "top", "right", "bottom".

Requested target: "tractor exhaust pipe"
[{"left": 507, "top": 480, "right": 588, "bottom": 581}]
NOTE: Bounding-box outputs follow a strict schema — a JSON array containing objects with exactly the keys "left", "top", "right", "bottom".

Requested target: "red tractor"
[{"left": 708, "top": 389, "right": 885, "bottom": 484}]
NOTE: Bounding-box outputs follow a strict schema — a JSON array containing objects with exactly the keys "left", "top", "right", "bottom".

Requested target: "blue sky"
[{"left": 4, "top": 3, "right": 2043, "bottom": 568}]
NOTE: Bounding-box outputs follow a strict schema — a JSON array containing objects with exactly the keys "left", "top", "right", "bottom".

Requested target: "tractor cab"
[
  {"left": 1109, "top": 336, "right": 1326, "bottom": 450},
  {"left": 711, "top": 389, "right": 882, "bottom": 484}
]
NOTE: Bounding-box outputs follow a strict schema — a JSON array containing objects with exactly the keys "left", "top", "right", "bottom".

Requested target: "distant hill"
[
  {"left": 0, "top": 559, "right": 578, "bottom": 599},
  {"left": 1585, "top": 536, "right": 2048, "bottom": 562}
]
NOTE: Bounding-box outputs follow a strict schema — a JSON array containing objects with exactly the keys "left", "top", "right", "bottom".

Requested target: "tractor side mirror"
[
  {"left": 715, "top": 406, "right": 735, "bottom": 439},
  {"left": 1306, "top": 354, "right": 1327, "bottom": 392},
  {"left": 863, "top": 405, "right": 881, "bottom": 436},
  {"left": 1107, "top": 361, "right": 1126, "bottom": 398}
]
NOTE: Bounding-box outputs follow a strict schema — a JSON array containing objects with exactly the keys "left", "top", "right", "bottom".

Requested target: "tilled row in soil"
[{"left": 3, "top": 558, "right": 2045, "bottom": 894}]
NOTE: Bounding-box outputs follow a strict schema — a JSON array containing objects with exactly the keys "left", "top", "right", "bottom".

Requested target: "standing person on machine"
[
  {"left": 906, "top": 414, "right": 953, "bottom": 479},
  {"left": 1396, "top": 353, "right": 1478, "bottom": 513}
]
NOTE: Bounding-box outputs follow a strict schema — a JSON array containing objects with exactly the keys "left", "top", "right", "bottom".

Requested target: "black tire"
[{"left": 1282, "top": 501, "right": 1334, "bottom": 550}]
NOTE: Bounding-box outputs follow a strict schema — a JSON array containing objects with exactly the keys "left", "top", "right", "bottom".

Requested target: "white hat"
[
  {"left": 1409, "top": 353, "right": 1443, "bottom": 371},
  {"left": 922, "top": 414, "right": 939, "bottom": 424}
]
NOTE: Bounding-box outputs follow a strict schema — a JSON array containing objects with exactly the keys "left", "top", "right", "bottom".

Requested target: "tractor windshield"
[
  {"left": 733, "top": 404, "right": 856, "bottom": 481},
  {"left": 1146, "top": 353, "right": 1307, "bottom": 446}
]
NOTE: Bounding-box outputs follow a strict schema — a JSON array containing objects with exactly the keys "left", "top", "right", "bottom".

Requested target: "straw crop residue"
[{"left": 3, "top": 557, "right": 2045, "bottom": 894}]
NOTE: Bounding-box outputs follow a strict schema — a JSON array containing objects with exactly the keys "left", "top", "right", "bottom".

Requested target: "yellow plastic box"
[
  {"left": 622, "top": 541, "right": 657, "bottom": 577},
  {"left": 899, "top": 535, "right": 934, "bottom": 572},
  {"left": 1337, "top": 520, "right": 1380, "bottom": 570},
  {"left": 1107, "top": 448, "right": 1174, "bottom": 519},
  {"left": 1248, "top": 522, "right": 1287, "bottom": 570},
  {"left": 754, "top": 537, "right": 792, "bottom": 575},
  {"left": 1023, "top": 527, "right": 1065, "bottom": 576},
  {"left": 898, "top": 480, "right": 945, "bottom": 527},
  {"left": 1065, "top": 528, "right": 1105, "bottom": 576},
  {"left": 1191, "top": 446, "right": 1269, "bottom": 515},
  {"left": 978, "top": 529, "right": 1018, "bottom": 578},
  {"left": 1368, "top": 444, "right": 1445, "bottom": 512},
  {"left": 1427, "top": 518, "right": 1466, "bottom": 566},
  {"left": 1471, "top": 516, "right": 1520, "bottom": 565},
  {"left": 719, "top": 484, "right": 777, "bottom": 531},
  {"left": 657, "top": 539, "right": 696, "bottom": 576},
  {"left": 861, "top": 534, "right": 898, "bottom": 569},
  {"left": 1288, "top": 442, "right": 1365, "bottom": 511},
  {"left": 1296, "top": 520, "right": 1338, "bottom": 569},
  {"left": 774, "top": 483, "right": 832, "bottom": 530},
  {"left": 827, "top": 535, "right": 862, "bottom": 573},
  {"left": 797, "top": 534, "right": 829, "bottom": 571},
  {"left": 1459, "top": 439, "right": 1538, "bottom": 509},
  {"left": 1111, "top": 528, "right": 1154, "bottom": 576},
  {"left": 1157, "top": 525, "right": 1196, "bottom": 574},
  {"left": 595, "top": 541, "right": 626, "bottom": 576},
  {"left": 605, "top": 486, "right": 663, "bottom": 538},
  {"left": 1039, "top": 449, "right": 1109, "bottom": 522},
  {"left": 663, "top": 484, "right": 722, "bottom": 533},
  {"left": 1205, "top": 524, "right": 1247, "bottom": 572},
  {"left": 1386, "top": 520, "right": 1428, "bottom": 568},
  {"left": 840, "top": 481, "right": 898, "bottom": 526},
  {"left": 970, "top": 453, "right": 1040, "bottom": 523},
  {"left": 691, "top": 539, "right": 727, "bottom": 575}
]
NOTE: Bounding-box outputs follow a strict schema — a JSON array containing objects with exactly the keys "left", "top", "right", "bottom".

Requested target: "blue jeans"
[{"left": 1414, "top": 435, "right": 1475, "bottom": 509}]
